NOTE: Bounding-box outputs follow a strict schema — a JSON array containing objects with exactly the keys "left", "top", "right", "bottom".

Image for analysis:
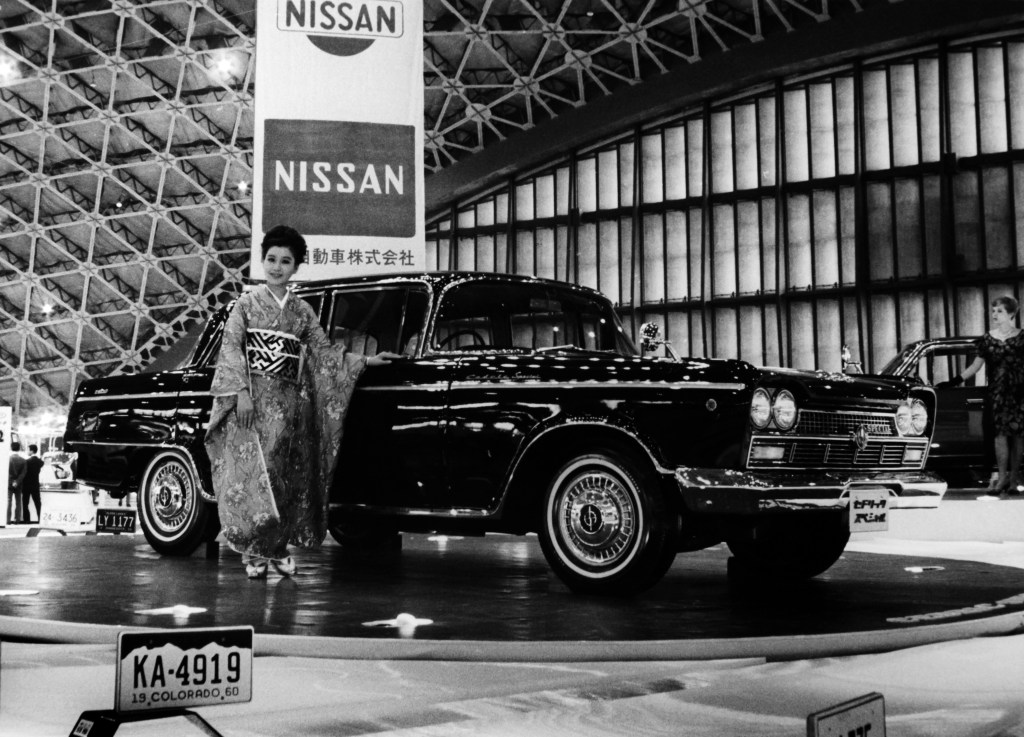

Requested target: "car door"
[
  {"left": 329, "top": 285, "right": 452, "bottom": 510},
  {"left": 915, "top": 343, "right": 989, "bottom": 474}
]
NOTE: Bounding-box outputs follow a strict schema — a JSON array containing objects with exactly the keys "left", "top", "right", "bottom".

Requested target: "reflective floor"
[{"left": 1, "top": 532, "right": 1023, "bottom": 642}]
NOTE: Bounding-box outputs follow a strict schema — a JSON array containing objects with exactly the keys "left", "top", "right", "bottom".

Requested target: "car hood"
[{"left": 758, "top": 366, "right": 924, "bottom": 407}]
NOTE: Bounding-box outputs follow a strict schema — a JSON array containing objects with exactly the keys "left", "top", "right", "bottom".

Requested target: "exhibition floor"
[{"left": 2, "top": 497, "right": 1024, "bottom": 736}]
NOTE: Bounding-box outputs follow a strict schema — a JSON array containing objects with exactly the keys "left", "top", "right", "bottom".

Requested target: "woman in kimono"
[{"left": 205, "top": 225, "right": 400, "bottom": 578}]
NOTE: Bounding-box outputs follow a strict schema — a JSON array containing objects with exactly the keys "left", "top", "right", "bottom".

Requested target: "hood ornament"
[{"left": 851, "top": 424, "right": 870, "bottom": 451}]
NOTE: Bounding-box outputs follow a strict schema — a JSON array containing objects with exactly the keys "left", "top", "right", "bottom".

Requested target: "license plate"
[
  {"left": 96, "top": 508, "right": 136, "bottom": 534},
  {"left": 849, "top": 488, "right": 890, "bottom": 532},
  {"left": 115, "top": 627, "right": 253, "bottom": 712}
]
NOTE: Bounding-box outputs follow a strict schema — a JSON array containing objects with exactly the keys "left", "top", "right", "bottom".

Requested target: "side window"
[
  {"left": 922, "top": 348, "right": 986, "bottom": 386},
  {"left": 433, "top": 284, "right": 499, "bottom": 351},
  {"left": 432, "top": 281, "right": 630, "bottom": 354},
  {"left": 329, "top": 287, "right": 428, "bottom": 356}
]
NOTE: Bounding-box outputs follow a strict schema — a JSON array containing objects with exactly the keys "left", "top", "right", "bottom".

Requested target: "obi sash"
[{"left": 245, "top": 328, "right": 302, "bottom": 381}]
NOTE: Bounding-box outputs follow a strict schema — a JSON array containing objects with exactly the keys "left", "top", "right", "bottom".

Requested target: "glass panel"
[
  {"left": 577, "top": 157, "right": 597, "bottom": 213},
  {"left": 953, "top": 171, "right": 982, "bottom": 271},
  {"left": 758, "top": 96, "right": 777, "bottom": 187},
  {"left": 330, "top": 287, "right": 429, "bottom": 356},
  {"left": 711, "top": 109, "right": 734, "bottom": 193},
  {"left": 619, "top": 140, "right": 635, "bottom": 207},
  {"left": 737, "top": 201, "right": 761, "bottom": 296},
  {"left": 866, "top": 183, "right": 894, "bottom": 281},
  {"left": 786, "top": 194, "right": 812, "bottom": 290},
  {"left": 739, "top": 305, "right": 764, "bottom": 366},
  {"left": 642, "top": 133, "right": 665, "bottom": 203},
  {"left": 835, "top": 76, "right": 856, "bottom": 175},
  {"left": 535, "top": 174, "right": 555, "bottom": 219},
  {"left": 599, "top": 219, "right": 621, "bottom": 303},
  {"left": 890, "top": 63, "right": 920, "bottom": 167},
  {"left": 598, "top": 149, "right": 619, "bottom": 210},
  {"left": 784, "top": 88, "right": 809, "bottom": 182},
  {"left": 862, "top": 69, "right": 891, "bottom": 170},
  {"left": 734, "top": 103, "right": 759, "bottom": 191},
  {"left": 664, "top": 125, "right": 687, "bottom": 199},
  {"left": 812, "top": 191, "right": 839, "bottom": 287},
  {"left": 666, "top": 210, "right": 688, "bottom": 302},
  {"left": 643, "top": 214, "right": 667, "bottom": 302},
  {"left": 984, "top": 167, "right": 1013, "bottom": 269},
  {"left": 809, "top": 83, "right": 836, "bottom": 178},
  {"left": 713, "top": 306, "right": 738, "bottom": 359},
  {"left": 948, "top": 51, "right": 979, "bottom": 157},
  {"left": 894, "top": 179, "right": 924, "bottom": 279},
  {"left": 713, "top": 204, "right": 736, "bottom": 298},
  {"left": 918, "top": 57, "right": 941, "bottom": 163},
  {"left": 978, "top": 45, "right": 1009, "bottom": 154}
]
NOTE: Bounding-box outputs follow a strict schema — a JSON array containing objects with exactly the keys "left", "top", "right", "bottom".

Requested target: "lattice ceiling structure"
[{"left": 0, "top": 0, "right": 934, "bottom": 422}]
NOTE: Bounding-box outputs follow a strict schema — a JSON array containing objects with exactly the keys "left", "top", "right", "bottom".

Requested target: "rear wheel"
[
  {"left": 726, "top": 512, "right": 850, "bottom": 580},
  {"left": 538, "top": 451, "right": 677, "bottom": 596},
  {"left": 138, "top": 450, "right": 218, "bottom": 556}
]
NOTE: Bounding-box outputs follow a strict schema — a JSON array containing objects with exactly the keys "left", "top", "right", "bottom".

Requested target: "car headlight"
[
  {"left": 750, "top": 388, "right": 771, "bottom": 429},
  {"left": 895, "top": 403, "right": 913, "bottom": 435},
  {"left": 910, "top": 398, "right": 929, "bottom": 436},
  {"left": 772, "top": 389, "right": 798, "bottom": 431},
  {"left": 895, "top": 399, "right": 929, "bottom": 436}
]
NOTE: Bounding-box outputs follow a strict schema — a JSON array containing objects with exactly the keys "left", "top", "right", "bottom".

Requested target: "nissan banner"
[{"left": 252, "top": 1, "right": 424, "bottom": 280}]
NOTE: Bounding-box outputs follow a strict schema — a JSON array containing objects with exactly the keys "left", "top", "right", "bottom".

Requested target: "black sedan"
[{"left": 64, "top": 272, "right": 946, "bottom": 594}]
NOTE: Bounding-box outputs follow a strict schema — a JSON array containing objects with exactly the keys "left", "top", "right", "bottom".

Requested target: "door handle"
[{"left": 966, "top": 398, "right": 985, "bottom": 406}]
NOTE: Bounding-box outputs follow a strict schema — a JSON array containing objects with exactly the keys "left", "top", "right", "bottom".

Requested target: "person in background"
[
  {"left": 204, "top": 225, "right": 401, "bottom": 580},
  {"left": 7, "top": 441, "right": 25, "bottom": 524},
  {"left": 21, "top": 443, "right": 43, "bottom": 523},
  {"left": 943, "top": 296, "right": 1024, "bottom": 495}
]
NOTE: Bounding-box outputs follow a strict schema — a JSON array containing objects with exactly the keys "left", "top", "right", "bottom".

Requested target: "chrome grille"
[
  {"left": 797, "top": 410, "right": 896, "bottom": 437},
  {"left": 749, "top": 437, "right": 928, "bottom": 469}
]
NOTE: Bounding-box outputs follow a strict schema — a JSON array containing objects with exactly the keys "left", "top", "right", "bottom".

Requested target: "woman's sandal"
[
  {"left": 244, "top": 557, "right": 268, "bottom": 579},
  {"left": 271, "top": 556, "right": 297, "bottom": 577}
]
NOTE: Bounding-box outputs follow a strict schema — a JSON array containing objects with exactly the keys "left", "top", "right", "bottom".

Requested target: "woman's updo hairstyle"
[
  {"left": 992, "top": 295, "right": 1020, "bottom": 317},
  {"left": 261, "top": 225, "right": 307, "bottom": 265}
]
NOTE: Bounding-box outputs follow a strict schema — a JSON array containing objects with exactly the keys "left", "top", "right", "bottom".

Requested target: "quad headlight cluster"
[
  {"left": 895, "top": 398, "right": 929, "bottom": 436},
  {"left": 749, "top": 388, "right": 798, "bottom": 431}
]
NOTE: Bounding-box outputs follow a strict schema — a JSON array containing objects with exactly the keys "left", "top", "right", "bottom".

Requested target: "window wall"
[{"left": 426, "top": 33, "right": 1024, "bottom": 373}]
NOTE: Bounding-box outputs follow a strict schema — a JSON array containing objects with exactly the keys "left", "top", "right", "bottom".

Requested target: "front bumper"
[{"left": 673, "top": 467, "right": 946, "bottom": 515}]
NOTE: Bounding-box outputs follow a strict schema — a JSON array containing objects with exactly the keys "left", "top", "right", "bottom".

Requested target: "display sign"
[
  {"left": 0, "top": 407, "right": 9, "bottom": 526},
  {"left": 848, "top": 488, "right": 889, "bottom": 532},
  {"left": 251, "top": 0, "right": 425, "bottom": 281},
  {"left": 115, "top": 627, "right": 253, "bottom": 713},
  {"left": 96, "top": 508, "right": 136, "bottom": 534},
  {"left": 807, "top": 692, "right": 886, "bottom": 737}
]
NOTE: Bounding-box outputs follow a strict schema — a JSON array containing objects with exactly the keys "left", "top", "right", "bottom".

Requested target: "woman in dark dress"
[{"left": 954, "top": 296, "right": 1024, "bottom": 495}]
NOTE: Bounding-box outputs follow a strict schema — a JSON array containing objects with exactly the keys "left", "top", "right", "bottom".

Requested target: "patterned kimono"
[{"left": 204, "top": 285, "right": 366, "bottom": 559}]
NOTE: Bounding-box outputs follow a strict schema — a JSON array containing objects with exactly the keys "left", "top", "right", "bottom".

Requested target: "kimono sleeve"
[{"left": 209, "top": 297, "right": 251, "bottom": 397}]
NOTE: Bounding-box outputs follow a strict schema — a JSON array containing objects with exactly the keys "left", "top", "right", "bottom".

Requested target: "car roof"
[{"left": 287, "top": 271, "right": 609, "bottom": 301}]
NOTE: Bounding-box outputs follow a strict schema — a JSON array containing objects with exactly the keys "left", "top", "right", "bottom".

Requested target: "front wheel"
[
  {"left": 138, "top": 450, "right": 218, "bottom": 556},
  {"left": 538, "top": 452, "right": 678, "bottom": 596}
]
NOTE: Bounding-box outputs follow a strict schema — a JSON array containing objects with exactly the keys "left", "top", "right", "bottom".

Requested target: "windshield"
[{"left": 432, "top": 281, "right": 636, "bottom": 357}]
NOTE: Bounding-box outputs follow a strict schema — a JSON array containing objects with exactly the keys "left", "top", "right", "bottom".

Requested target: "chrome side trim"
[
  {"left": 74, "top": 391, "right": 212, "bottom": 403},
  {"left": 358, "top": 380, "right": 746, "bottom": 392},
  {"left": 329, "top": 503, "right": 493, "bottom": 518}
]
